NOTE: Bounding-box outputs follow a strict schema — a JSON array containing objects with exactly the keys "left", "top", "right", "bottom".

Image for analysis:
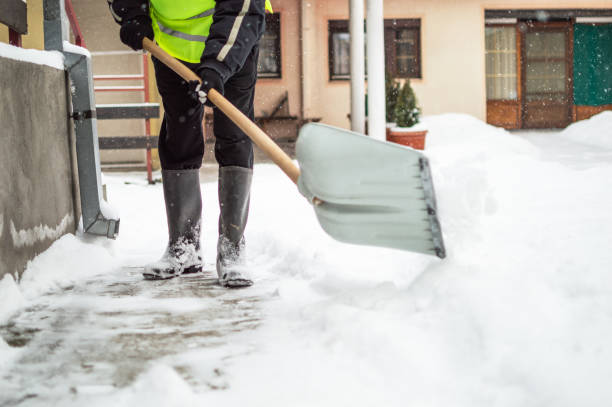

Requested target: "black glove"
[
  {"left": 119, "top": 15, "right": 154, "bottom": 51},
  {"left": 189, "top": 68, "right": 224, "bottom": 107}
]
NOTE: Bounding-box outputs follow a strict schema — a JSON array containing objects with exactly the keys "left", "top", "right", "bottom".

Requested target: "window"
[
  {"left": 258, "top": 14, "right": 281, "bottom": 78},
  {"left": 328, "top": 19, "right": 421, "bottom": 80},
  {"left": 384, "top": 19, "right": 421, "bottom": 78},
  {"left": 329, "top": 21, "right": 351, "bottom": 80},
  {"left": 485, "top": 26, "right": 517, "bottom": 100}
]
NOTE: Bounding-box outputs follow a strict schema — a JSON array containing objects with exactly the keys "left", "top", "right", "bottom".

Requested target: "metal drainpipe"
[{"left": 43, "top": 0, "right": 120, "bottom": 239}]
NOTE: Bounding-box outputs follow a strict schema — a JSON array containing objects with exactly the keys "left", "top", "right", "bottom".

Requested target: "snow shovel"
[{"left": 143, "top": 38, "right": 446, "bottom": 258}]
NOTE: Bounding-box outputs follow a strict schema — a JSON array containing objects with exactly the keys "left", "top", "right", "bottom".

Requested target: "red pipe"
[
  {"left": 9, "top": 29, "right": 22, "bottom": 47},
  {"left": 64, "top": 0, "right": 86, "bottom": 47}
]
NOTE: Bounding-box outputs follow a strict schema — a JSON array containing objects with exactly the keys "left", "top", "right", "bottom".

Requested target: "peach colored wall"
[
  {"left": 301, "top": 1, "right": 351, "bottom": 127},
  {"left": 255, "top": 0, "right": 302, "bottom": 119}
]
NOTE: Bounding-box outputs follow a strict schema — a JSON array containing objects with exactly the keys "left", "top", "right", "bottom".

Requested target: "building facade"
[
  {"left": 289, "top": 0, "right": 612, "bottom": 130},
  {"left": 3, "top": 0, "right": 611, "bottom": 168}
]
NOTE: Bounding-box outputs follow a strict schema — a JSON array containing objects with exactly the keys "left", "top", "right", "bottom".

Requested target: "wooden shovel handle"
[{"left": 142, "top": 38, "right": 301, "bottom": 184}]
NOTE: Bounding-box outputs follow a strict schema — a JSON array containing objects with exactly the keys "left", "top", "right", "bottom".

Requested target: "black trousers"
[{"left": 152, "top": 46, "right": 258, "bottom": 170}]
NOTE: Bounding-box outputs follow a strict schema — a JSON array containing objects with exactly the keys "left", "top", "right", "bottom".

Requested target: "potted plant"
[{"left": 386, "top": 79, "right": 427, "bottom": 150}]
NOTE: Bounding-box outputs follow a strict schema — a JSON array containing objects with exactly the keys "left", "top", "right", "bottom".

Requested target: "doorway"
[{"left": 520, "top": 21, "right": 573, "bottom": 128}]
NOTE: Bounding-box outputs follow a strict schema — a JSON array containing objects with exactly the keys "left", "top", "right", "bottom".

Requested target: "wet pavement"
[{"left": 0, "top": 267, "right": 265, "bottom": 406}]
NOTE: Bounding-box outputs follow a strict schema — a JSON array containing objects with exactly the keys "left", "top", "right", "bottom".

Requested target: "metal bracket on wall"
[{"left": 43, "top": 0, "right": 120, "bottom": 239}]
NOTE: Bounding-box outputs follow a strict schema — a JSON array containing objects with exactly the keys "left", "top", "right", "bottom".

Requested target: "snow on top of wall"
[
  {"left": 0, "top": 42, "right": 64, "bottom": 70},
  {"left": 560, "top": 111, "right": 612, "bottom": 150},
  {"left": 62, "top": 41, "right": 91, "bottom": 58}
]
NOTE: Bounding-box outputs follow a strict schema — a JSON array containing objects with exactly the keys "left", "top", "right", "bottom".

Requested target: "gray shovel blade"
[{"left": 296, "top": 123, "right": 446, "bottom": 258}]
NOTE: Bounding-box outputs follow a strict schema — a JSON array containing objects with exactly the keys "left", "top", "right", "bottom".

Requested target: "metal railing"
[
  {"left": 92, "top": 50, "right": 156, "bottom": 184},
  {"left": 62, "top": 0, "right": 157, "bottom": 185},
  {"left": 64, "top": 0, "right": 85, "bottom": 47}
]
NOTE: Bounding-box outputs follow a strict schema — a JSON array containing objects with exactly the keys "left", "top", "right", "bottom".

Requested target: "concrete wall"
[{"left": 0, "top": 56, "right": 78, "bottom": 279}]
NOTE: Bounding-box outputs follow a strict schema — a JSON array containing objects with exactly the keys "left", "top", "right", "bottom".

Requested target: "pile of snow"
[
  {"left": 559, "top": 111, "right": 612, "bottom": 149},
  {"left": 0, "top": 234, "right": 119, "bottom": 325},
  {"left": 213, "top": 113, "right": 612, "bottom": 405},
  {"left": 0, "top": 42, "right": 64, "bottom": 70}
]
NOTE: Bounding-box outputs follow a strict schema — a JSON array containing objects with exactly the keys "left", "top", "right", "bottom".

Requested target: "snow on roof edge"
[{"left": 0, "top": 42, "right": 64, "bottom": 70}]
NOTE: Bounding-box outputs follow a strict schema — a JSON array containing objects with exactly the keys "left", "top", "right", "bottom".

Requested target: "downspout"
[{"left": 43, "top": 0, "right": 120, "bottom": 239}]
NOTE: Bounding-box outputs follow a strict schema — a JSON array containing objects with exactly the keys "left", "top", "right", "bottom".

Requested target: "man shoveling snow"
[{"left": 108, "top": 0, "right": 272, "bottom": 286}]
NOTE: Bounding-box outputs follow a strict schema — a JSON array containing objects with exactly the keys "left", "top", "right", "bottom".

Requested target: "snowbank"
[
  {"left": 559, "top": 111, "right": 612, "bottom": 150},
  {"left": 0, "top": 276, "right": 23, "bottom": 366},
  {"left": 0, "top": 234, "right": 119, "bottom": 325},
  {"left": 209, "top": 113, "right": 612, "bottom": 406},
  {"left": 19, "top": 234, "right": 120, "bottom": 299},
  {"left": 0, "top": 42, "right": 64, "bottom": 70},
  {"left": 0, "top": 275, "right": 25, "bottom": 325}
]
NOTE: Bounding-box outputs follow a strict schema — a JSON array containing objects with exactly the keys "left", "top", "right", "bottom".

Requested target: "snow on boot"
[
  {"left": 143, "top": 237, "right": 202, "bottom": 280},
  {"left": 216, "top": 166, "right": 253, "bottom": 288},
  {"left": 217, "top": 235, "right": 252, "bottom": 287},
  {"left": 143, "top": 169, "right": 203, "bottom": 280}
]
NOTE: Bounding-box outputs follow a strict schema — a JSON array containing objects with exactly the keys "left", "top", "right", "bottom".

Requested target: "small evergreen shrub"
[{"left": 394, "top": 79, "right": 421, "bottom": 128}]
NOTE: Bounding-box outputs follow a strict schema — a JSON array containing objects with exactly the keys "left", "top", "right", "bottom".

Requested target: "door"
[{"left": 521, "top": 21, "right": 572, "bottom": 128}]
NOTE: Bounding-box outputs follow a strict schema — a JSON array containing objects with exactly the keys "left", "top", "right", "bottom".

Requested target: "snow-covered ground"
[{"left": 1, "top": 113, "right": 612, "bottom": 406}]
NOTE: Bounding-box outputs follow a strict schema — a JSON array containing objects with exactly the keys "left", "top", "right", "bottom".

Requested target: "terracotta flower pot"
[{"left": 386, "top": 127, "right": 428, "bottom": 150}]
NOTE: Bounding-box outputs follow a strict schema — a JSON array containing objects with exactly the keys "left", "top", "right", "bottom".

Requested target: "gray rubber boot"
[
  {"left": 217, "top": 166, "right": 253, "bottom": 287},
  {"left": 143, "top": 169, "right": 203, "bottom": 280}
]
